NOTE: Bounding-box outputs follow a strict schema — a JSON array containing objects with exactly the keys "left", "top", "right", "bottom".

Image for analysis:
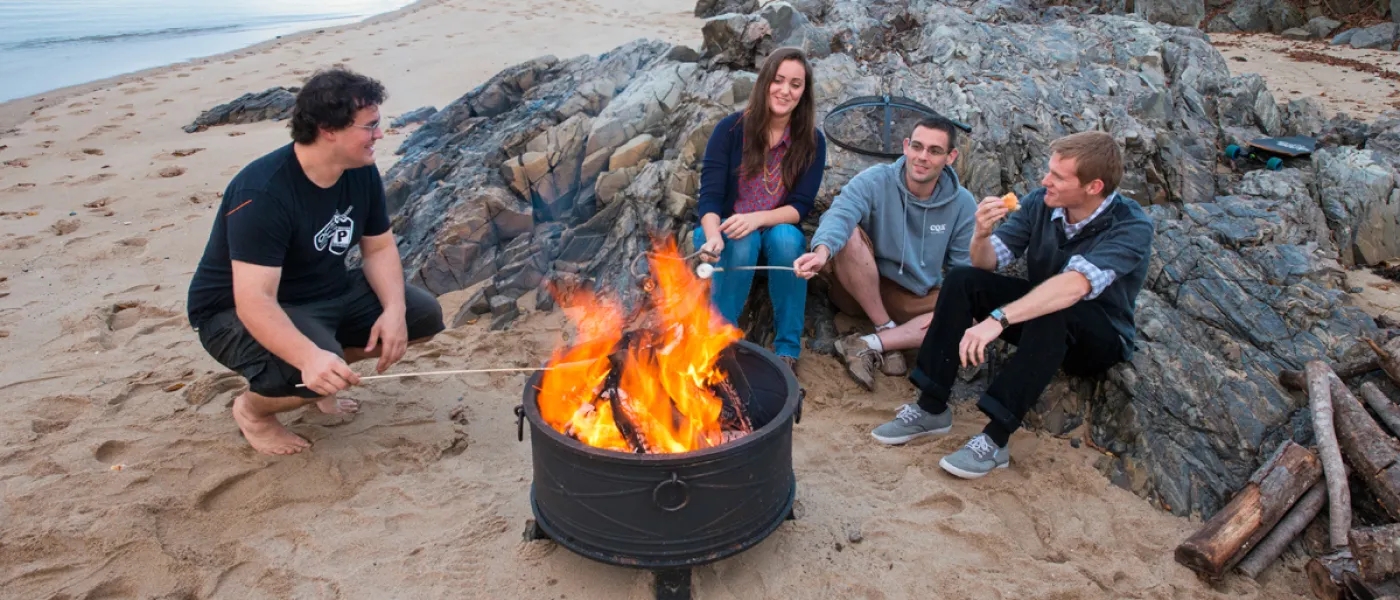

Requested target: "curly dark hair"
[{"left": 289, "top": 68, "right": 387, "bottom": 144}]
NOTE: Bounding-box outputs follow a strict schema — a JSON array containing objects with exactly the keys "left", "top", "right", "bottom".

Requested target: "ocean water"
[{"left": 0, "top": 0, "right": 415, "bottom": 103}]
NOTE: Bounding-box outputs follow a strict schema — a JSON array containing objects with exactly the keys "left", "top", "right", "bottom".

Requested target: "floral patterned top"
[{"left": 733, "top": 126, "right": 791, "bottom": 214}]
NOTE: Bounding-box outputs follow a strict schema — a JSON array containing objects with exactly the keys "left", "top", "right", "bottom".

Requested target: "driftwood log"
[
  {"left": 1281, "top": 357, "right": 1382, "bottom": 391},
  {"left": 1308, "top": 550, "right": 1400, "bottom": 600},
  {"left": 1175, "top": 441, "right": 1322, "bottom": 578},
  {"left": 1236, "top": 482, "right": 1327, "bottom": 579},
  {"left": 1352, "top": 524, "right": 1400, "bottom": 582},
  {"left": 1361, "top": 382, "right": 1400, "bottom": 438},
  {"left": 1310, "top": 551, "right": 1356, "bottom": 600},
  {"left": 1310, "top": 361, "right": 1353, "bottom": 548},
  {"left": 1370, "top": 337, "right": 1400, "bottom": 387},
  {"left": 1330, "top": 372, "right": 1400, "bottom": 520}
]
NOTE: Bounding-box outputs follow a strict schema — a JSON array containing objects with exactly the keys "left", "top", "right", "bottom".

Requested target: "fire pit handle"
[
  {"left": 514, "top": 405, "right": 525, "bottom": 442},
  {"left": 653, "top": 472, "right": 690, "bottom": 512},
  {"left": 795, "top": 388, "right": 805, "bottom": 424}
]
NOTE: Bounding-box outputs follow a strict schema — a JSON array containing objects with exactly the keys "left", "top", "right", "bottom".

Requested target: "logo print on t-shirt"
[{"left": 314, "top": 206, "right": 355, "bottom": 255}]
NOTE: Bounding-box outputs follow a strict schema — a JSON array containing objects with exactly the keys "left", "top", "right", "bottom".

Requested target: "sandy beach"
[{"left": 1, "top": 4, "right": 1394, "bottom": 598}]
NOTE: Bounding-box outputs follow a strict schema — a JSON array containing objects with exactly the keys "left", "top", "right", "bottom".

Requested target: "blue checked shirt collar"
[{"left": 1051, "top": 192, "right": 1117, "bottom": 239}]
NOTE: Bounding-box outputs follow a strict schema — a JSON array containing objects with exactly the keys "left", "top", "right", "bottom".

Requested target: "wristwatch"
[{"left": 989, "top": 307, "right": 1011, "bottom": 328}]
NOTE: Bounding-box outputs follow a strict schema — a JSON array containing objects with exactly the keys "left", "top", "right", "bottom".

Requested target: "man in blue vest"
[{"left": 869, "top": 131, "right": 1154, "bottom": 479}]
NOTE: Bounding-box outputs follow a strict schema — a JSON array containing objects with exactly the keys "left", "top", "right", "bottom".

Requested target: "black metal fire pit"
[{"left": 516, "top": 339, "right": 802, "bottom": 600}]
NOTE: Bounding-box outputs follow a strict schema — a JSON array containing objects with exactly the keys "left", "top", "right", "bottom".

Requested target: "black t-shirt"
[{"left": 187, "top": 143, "right": 391, "bottom": 327}]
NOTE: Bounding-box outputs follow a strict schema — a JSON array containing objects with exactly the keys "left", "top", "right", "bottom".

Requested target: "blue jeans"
[{"left": 693, "top": 224, "right": 807, "bottom": 358}]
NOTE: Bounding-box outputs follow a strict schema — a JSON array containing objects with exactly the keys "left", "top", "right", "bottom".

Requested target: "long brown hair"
[{"left": 741, "top": 48, "right": 818, "bottom": 193}]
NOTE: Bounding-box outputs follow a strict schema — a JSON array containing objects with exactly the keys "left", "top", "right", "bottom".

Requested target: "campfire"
[{"left": 534, "top": 238, "right": 752, "bottom": 454}]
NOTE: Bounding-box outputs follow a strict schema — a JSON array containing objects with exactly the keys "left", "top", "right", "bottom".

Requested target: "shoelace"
[
  {"left": 895, "top": 404, "right": 924, "bottom": 424},
  {"left": 967, "top": 434, "right": 996, "bottom": 457}
]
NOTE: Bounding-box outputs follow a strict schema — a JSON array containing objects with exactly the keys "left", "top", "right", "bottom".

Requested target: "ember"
[{"left": 535, "top": 238, "right": 749, "bottom": 454}]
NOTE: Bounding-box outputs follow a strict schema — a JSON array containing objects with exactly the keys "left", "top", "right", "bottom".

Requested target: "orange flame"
[{"left": 535, "top": 238, "right": 743, "bottom": 453}]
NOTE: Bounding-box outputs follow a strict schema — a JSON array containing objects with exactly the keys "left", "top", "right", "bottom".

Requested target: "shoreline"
[{"left": 0, "top": 0, "right": 445, "bottom": 136}]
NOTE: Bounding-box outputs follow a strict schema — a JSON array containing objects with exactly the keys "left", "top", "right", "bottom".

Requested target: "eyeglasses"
[
  {"left": 349, "top": 121, "right": 381, "bottom": 132},
  {"left": 907, "top": 144, "right": 949, "bottom": 157}
]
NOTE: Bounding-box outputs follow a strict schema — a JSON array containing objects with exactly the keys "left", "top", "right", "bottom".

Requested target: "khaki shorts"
[{"left": 823, "top": 227, "right": 939, "bottom": 325}]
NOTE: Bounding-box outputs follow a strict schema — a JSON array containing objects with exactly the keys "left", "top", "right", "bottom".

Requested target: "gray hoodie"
[{"left": 809, "top": 158, "right": 977, "bottom": 297}]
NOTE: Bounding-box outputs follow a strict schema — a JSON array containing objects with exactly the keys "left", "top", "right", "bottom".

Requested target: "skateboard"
[{"left": 1224, "top": 136, "right": 1316, "bottom": 171}]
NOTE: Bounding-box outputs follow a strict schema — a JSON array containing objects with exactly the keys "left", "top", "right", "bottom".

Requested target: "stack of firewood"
[{"left": 1174, "top": 336, "right": 1400, "bottom": 599}]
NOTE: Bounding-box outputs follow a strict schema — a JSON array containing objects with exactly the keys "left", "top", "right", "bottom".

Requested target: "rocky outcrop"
[
  {"left": 1134, "top": 0, "right": 1205, "bottom": 28},
  {"left": 695, "top": 0, "right": 758, "bottom": 18},
  {"left": 390, "top": 106, "right": 437, "bottom": 128},
  {"left": 183, "top": 86, "right": 297, "bottom": 133},
  {"left": 385, "top": 0, "right": 1398, "bottom": 519},
  {"left": 1351, "top": 23, "right": 1397, "bottom": 50},
  {"left": 1205, "top": 0, "right": 1306, "bottom": 34}
]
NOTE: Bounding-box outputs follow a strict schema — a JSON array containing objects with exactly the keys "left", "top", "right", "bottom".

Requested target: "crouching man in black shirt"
[{"left": 187, "top": 69, "right": 445, "bottom": 455}]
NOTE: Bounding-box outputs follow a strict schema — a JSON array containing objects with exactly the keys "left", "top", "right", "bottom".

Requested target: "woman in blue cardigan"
[{"left": 695, "top": 47, "right": 827, "bottom": 370}]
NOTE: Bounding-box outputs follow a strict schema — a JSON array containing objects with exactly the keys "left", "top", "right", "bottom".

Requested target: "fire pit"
[{"left": 514, "top": 240, "right": 803, "bottom": 600}]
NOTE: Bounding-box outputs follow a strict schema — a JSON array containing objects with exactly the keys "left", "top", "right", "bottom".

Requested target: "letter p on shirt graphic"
[{"left": 315, "top": 206, "right": 355, "bottom": 255}]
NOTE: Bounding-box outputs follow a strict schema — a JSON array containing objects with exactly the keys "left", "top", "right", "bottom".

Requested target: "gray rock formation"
[
  {"left": 695, "top": 0, "right": 758, "bottom": 18},
  {"left": 1351, "top": 23, "right": 1397, "bottom": 50},
  {"left": 1134, "top": 0, "right": 1205, "bottom": 28},
  {"left": 390, "top": 106, "right": 437, "bottom": 128},
  {"left": 183, "top": 86, "right": 297, "bottom": 133},
  {"left": 384, "top": 0, "right": 1396, "bottom": 519},
  {"left": 1205, "top": 0, "right": 1306, "bottom": 34},
  {"left": 1333, "top": 28, "right": 1359, "bottom": 46},
  {"left": 1306, "top": 16, "right": 1342, "bottom": 39}
]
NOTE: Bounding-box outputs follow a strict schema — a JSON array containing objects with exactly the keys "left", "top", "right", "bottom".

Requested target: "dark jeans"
[
  {"left": 909, "top": 267, "right": 1123, "bottom": 434},
  {"left": 196, "top": 269, "right": 445, "bottom": 398}
]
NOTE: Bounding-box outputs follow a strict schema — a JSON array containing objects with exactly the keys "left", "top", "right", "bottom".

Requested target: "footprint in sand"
[
  {"left": 102, "top": 237, "right": 148, "bottom": 260},
  {"left": 50, "top": 219, "right": 80, "bottom": 236},
  {"left": 0, "top": 235, "right": 39, "bottom": 250},
  {"left": 912, "top": 492, "right": 967, "bottom": 517},
  {"left": 82, "top": 148, "right": 104, "bottom": 156},
  {"left": 2, "top": 158, "right": 29, "bottom": 168},
  {"left": 27, "top": 395, "right": 92, "bottom": 435},
  {"left": 94, "top": 439, "right": 131, "bottom": 463},
  {"left": 184, "top": 371, "right": 245, "bottom": 409},
  {"left": 67, "top": 173, "right": 116, "bottom": 187},
  {"left": 156, "top": 166, "right": 186, "bottom": 178},
  {"left": 33, "top": 115, "right": 54, "bottom": 123}
]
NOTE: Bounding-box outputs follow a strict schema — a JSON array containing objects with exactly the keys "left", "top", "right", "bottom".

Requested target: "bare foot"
[
  {"left": 316, "top": 396, "right": 360, "bottom": 414},
  {"left": 232, "top": 393, "right": 310, "bottom": 455}
]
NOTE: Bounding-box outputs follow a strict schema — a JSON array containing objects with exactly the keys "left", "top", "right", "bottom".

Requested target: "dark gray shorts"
[{"left": 196, "top": 269, "right": 445, "bottom": 398}]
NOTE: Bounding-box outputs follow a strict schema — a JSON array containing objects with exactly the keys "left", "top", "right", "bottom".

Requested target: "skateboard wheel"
[
  {"left": 1225, "top": 144, "right": 1241, "bottom": 159},
  {"left": 1266, "top": 157, "right": 1283, "bottom": 171}
]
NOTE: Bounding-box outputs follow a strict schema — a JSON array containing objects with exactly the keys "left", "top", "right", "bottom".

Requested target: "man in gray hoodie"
[{"left": 793, "top": 117, "right": 976, "bottom": 390}]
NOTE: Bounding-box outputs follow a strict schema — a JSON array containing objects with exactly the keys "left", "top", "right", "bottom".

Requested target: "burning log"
[
  {"left": 1174, "top": 440, "right": 1323, "bottom": 579},
  {"left": 1236, "top": 482, "right": 1327, "bottom": 579},
  {"left": 711, "top": 377, "right": 753, "bottom": 434},
  {"left": 1309, "top": 361, "right": 1353, "bottom": 548},
  {"left": 1360, "top": 382, "right": 1400, "bottom": 437},
  {"left": 1351, "top": 524, "right": 1400, "bottom": 582},
  {"left": 1329, "top": 371, "right": 1400, "bottom": 520},
  {"left": 1279, "top": 357, "right": 1381, "bottom": 391}
]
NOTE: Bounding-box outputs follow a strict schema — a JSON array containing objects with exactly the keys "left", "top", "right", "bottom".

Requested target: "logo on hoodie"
[{"left": 929, "top": 224, "right": 947, "bottom": 233}]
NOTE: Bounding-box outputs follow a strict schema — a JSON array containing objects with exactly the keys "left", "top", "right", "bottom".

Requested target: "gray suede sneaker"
[
  {"left": 871, "top": 403, "right": 952, "bottom": 445},
  {"left": 939, "top": 434, "right": 1010, "bottom": 479}
]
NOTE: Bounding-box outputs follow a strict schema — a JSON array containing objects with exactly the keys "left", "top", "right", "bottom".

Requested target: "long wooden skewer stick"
[{"left": 295, "top": 358, "right": 602, "bottom": 388}]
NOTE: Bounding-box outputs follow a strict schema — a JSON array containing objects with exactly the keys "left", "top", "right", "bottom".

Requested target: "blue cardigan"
[{"left": 696, "top": 111, "right": 827, "bottom": 222}]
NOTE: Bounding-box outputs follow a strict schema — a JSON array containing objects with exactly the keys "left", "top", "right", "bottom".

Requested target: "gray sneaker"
[
  {"left": 871, "top": 403, "right": 952, "bottom": 445},
  {"left": 939, "top": 434, "right": 1010, "bottom": 479}
]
